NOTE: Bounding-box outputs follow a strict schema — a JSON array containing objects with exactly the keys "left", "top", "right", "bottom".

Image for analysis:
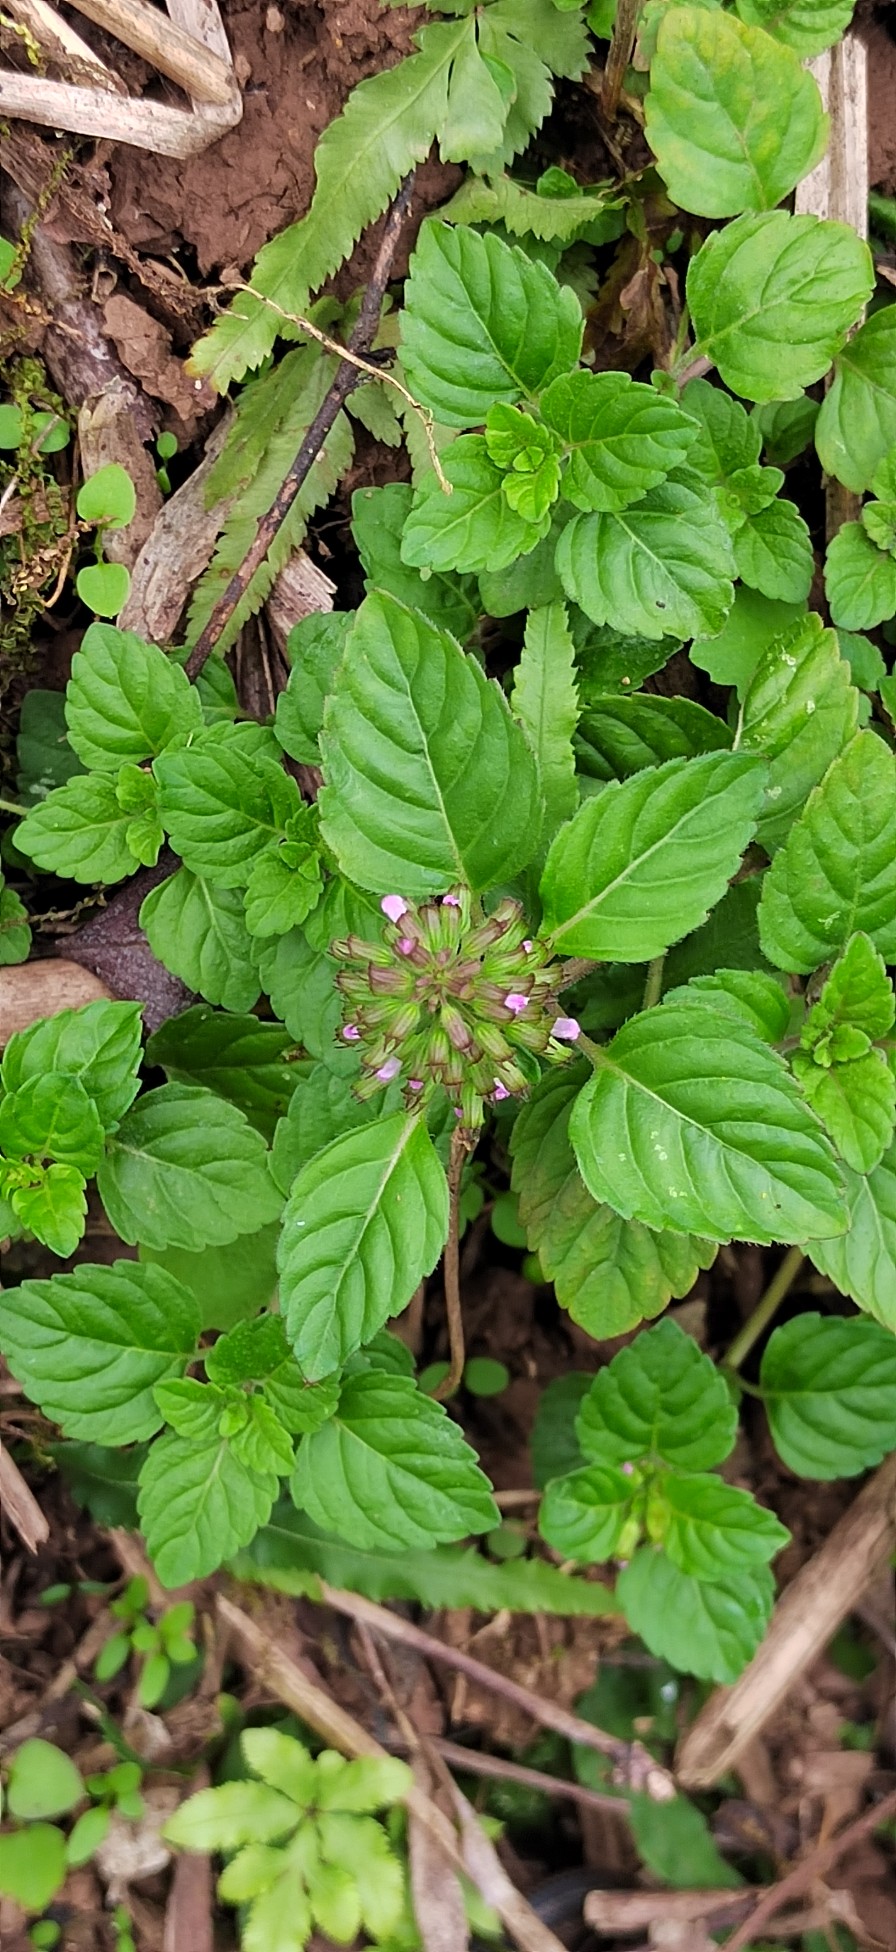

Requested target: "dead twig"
[
  {"left": 720, "top": 1783, "right": 896, "bottom": 1952},
  {"left": 183, "top": 174, "right": 416, "bottom": 683},
  {"left": 390, "top": 1736, "right": 630, "bottom": 1817},
  {"left": 432, "top": 1128, "right": 475, "bottom": 1402},
  {"left": 316, "top": 1582, "right": 675, "bottom": 1798},
  {"left": 0, "top": 1441, "right": 49, "bottom": 1552}
]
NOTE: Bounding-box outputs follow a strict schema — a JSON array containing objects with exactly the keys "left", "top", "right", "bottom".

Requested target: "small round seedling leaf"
[
  {"left": 7, "top": 1739, "right": 84, "bottom": 1820},
  {"left": 76, "top": 562, "right": 131, "bottom": 618},
  {"left": 0, "top": 1825, "right": 68, "bottom": 1912},
  {"left": 76, "top": 463, "right": 136, "bottom": 529}
]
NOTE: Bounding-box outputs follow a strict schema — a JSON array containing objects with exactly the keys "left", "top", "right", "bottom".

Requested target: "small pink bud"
[
  {"left": 342, "top": 1024, "right": 361, "bottom": 1041},
  {"left": 453, "top": 1107, "right": 463, "bottom": 1118},
  {"left": 408, "top": 1079, "right": 424, "bottom": 1091},
  {"left": 381, "top": 894, "right": 408, "bottom": 923},
  {"left": 522, "top": 939, "right": 534, "bottom": 953},
  {"left": 551, "top": 1016, "right": 581, "bottom": 1041},
  {"left": 504, "top": 992, "right": 529, "bottom": 1015},
  {"left": 442, "top": 892, "right": 461, "bottom": 907},
  {"left": 493, "top": 1080, "right": 511, "bottom": 1102},
  {"left": 376, "top": 1056, "right": 401, "bottom": 1082},
  {"left": 397, "top": 937, "right": 416, "bottom": 956},
  {"left": 621, "top": 1461, "right": 635, "bottom": 1476}
]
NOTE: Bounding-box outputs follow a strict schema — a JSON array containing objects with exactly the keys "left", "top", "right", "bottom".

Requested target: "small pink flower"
[
  {"left": 551, "top": 1016, "right": 581, "bottom": 1041},
  {"left": 408, "top": 1079, "right": 424, "bottom": 1091},
  {"left": 376, "top": 1056, "right": 401, "bottom": 1082},
  {"left": 453, "top": 1107, "right": 463, "bottom": 1118},
  {"left": 397, "top": 937, "right": 415, "bottom": 956},
  {"left": 442, "top": 892, "right": 461, "bottom": 907},
  {"left": 381, "top": 894, "right": 408, "bottom": 923},
  {"left": 493, "top": 1080, "right": 511, "bottom": 1102},
  {"left": 621, "top": 1461, "right": 635, "bottom": 1477},
  {"left": 522, "top": 939, "right": 534, "bottom": 953},
  {"left": 504, "top": 992, "right": 528, "bottom": 1015},
  {"left": 342, "top": 1024, "right": 361, "bottom": 1041}
]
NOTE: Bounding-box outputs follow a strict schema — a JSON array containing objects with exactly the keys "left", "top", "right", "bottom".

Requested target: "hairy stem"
[
  {"left": 432, "top": 1126, "right": 473, "bottom": 1403},
  {"left": 725, "top": 1244, "right": 805, "bottom": 1374},
  {"left": 641, "top": 954, "right": 665, "bottom": 1010},
  {"left": 183, "top": 173, "right": 415, "bottom": 683}
]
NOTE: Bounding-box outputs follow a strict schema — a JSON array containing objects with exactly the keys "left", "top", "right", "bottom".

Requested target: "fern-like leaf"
[
  {"left": 235, "top": 1505, "right": 620, "bottom": 1615},
  {"left": 184, "top": 343, "right": 353, "bottom": 653},
  {"left": 190, "top": 0, "right": 591, "bottom": 392},
  {"left": 441, "top": 172, "right": 625, "bottom": 244}
]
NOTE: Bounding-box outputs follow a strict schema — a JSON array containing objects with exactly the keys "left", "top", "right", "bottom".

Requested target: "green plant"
[
  {"left": 95, "top": 1573, "right": 198, "bottom": 1707},
  {"left": 75, "top": 463, "right": 135, "bottom": 619},
  {"left": 164, "top": 1733, "right": 412, "bottom": 1949},
  {"left": 0, "top": 1738, "right": 143, "bottom": 1916},
  {"left": 2, "top": 0, "right": 896, "bottom": 1703}
]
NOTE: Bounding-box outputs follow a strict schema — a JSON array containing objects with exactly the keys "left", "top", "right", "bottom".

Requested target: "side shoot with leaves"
[{"left": 3, "top": 0, "right": 896, "bottom": 1692}]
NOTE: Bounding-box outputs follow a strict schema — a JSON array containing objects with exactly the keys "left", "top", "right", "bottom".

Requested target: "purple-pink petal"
[
  {"left": 522, "top": 939, "right": 534, "bottom": 953},
  {"left": 493, "top": 1080, "right": 511, "bottom": 1101},
  {"left": 376, "top": 1056, "right": 402, "bottom": 1082},
  {"left": 551, "top": 1016, "right": 581, "bottom": 1041},
  {"left": 381, "top": 894, "right": 408, "bottom": 923},
  {"left": 397, "top": 936, "right": 415, "bottom": 956},
  {"left": 504, "top": 992, "right": 528, "bottom": 1015},
  {"left": 442, "top": 892, "right": 461, "bottom": 907},
  {"left": 408, "top": 1079, "right": 424, "bottom": 1091},
  {"left": 342, "top": 1024, "right": 361, "bottom": 1041}
]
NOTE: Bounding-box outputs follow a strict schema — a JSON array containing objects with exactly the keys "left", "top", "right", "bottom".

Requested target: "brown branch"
[
  {"left": 183, "top": 173, "right": 415, "bottom": 682},
  {"left": 317, "top": 1581, "right": 675, "bottom": 1798},
  {"left": 390, "top": 1737, "right": 629, "bottom": 1817},
  {"left": 721, "top": 1783, "right": 896, "bottom": 1952},
  {"left": 432, "top": 1127, "right": 474, "bottom": 1403},
  {"left": 600, "top": 0, "right": 643, "bottom": 120}
]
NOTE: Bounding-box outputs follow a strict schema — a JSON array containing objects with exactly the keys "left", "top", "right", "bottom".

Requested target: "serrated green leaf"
[
  {"left": 629, "top": 1792, "right": 742, "bottom": 1890},
  {"left": 440, "top": 170, "right": 624, "bottom": 245},
  {"left": 97, "top": 1083, "right": 282, "bottom": 1250},
  {"left": 530, "top": 1373, "right": 591, "bottom": 1489},
  {"left": 240, "top": 1501, "right": 621, "bottom": 1615},
  {"left": 758, "top": 731, "right": 896, "bottom": 972},
  {"left": 735, "top": 0, "right": 853, "bottom": 54},
  {"left": 400, "top": 220, "right": 583, "bottom": 428},
  {"left": 16, "top": 687, "right": 83, "bottom": 804},
  {"left": 540, "top": 1465, "right": 634, "bottom": 1561},
  {"left": 0, "top": 1073, "right": 104, "bottom": 1173},
  {"left": 474, "top": 0, "right": 590, "bottom": 167},
  {"left": 244, "top": 841, "right": 323, "bottom": 939},
  {"left": 752, "top": 393, "right": 819, "bottom": 466},
  {"left": 0, "top": 880, "right": 31, "bottom": 965},
  {"left": 318, "top": 591, "right": 542, "bottom": 895},
  {"left": 556, "top": 474, "right": 735, "bottom": 639},
  {"left": 691, "top": 586, "right": 807, "bottom": 693},
  {"left": 575, "top": 695, "right": 730, "bottom": 783},
  {"left": 352, "top": 484, "right": 480, "bottom": 642},
  {"left": 570, "top": 1002, "right": 845, "bottom": 1243},
  {"left": 141, "top": 1227, "right": 280, "bottom": 1333},
  {"left": 805, "top": 932, "right": 895, "bottom": 1046},
  {"left": 687, "top": 210, "right": 873, "bottom": 403},
  {"left": 230, "top": 1397, "right": 296, "bottom": 1478},
  {"left": 512, "top": 1069, "right": 715, "bottom": 1338},
  {"left": 793, "top": 1046, "right": 895, "bottom": 1174},
  {"left": 1, "top": 999, "right": 142, "bottom": 1131},
  {"left": 155, "top": 722, "right": 301, "bottom": 888},
  {"left": 140, "top": 868, "right": 260, "bottom": 1014},
  {"left": 734, "top": 497, "right": 813, "bottom": 602},
  {"left": 402, "top": 434, "right": 549, "bottom": 573},
  {"left": 815, "top": 305, "right": 896, "bottom": 493},
  {"left": 577, "top": 1318, "right": 736, "bottom": 1469},
  {"left": 278, "top": 1112, "right": 449, "bottom": 1379},
  {"left": 164, "top": 1780, "right": 298, "bottom": 1852},
  {"left": 737, "top": 614, "right": 859, "bottom": 852},
  {"left": 272, "top": 1063, "right": 385, "bottom": 1193},
  {"left": 274, "top": 614, "right": 351, "bottom": 765},
  {"left": 760, "top": 1313, "right": 896, "bottom": 1479},
  {"left": 645, "top": 6, "right": 827, "bottom": 216},
  {"left": 663, "top": 969, "right": 791, "bottom": 1043},
  {"left": 617, "top": 1549, "right": 774, "bottom": 1681},
  {"left": 65, "top": 623, "right": 202, "bottom": 771},
  {"left": 809, "top": 1139, "right": 896, "bottom": 1329},
  {"left": 239, "top": 1728, "right": 318, "bottom": 1805},
  {"left": 15, "top": 773, "right": 136, "bottom": 884},
  {"left": 541, "top": 370, "right": 697, "bottom": 511},
  {"left": 540, "top": 751, "right": 764, "bottom": 959},
  {"left": 147, "top": 1005, "right": 300, "bottom": 1139},
  {"left": 139, "top": 1427, "right": 278, "bottom": 1585},
  {"left": 9, "top": 1163, "right": 86, "bottom": 1258},
  {"left": 0, "top": 1260, "right": 200, "bottom": 1443},
  {"left": 653, "top": 1472, "right": 788, "bottom": 1577},
  {"left": 291, "top": 1372, "right": 498, "bottom": 1550},
  {"left": 510, "top": 603, "right": 578, "bottom": 854},
  {"left": 825, "top": 522, "right": 896, "bottom": 630}
]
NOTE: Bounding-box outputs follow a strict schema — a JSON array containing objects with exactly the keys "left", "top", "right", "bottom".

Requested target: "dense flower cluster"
[{"left": 331, "top": 887, "right": 579, "bottom": 1128}]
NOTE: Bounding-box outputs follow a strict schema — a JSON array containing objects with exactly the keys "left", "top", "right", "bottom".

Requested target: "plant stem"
[
  {"left": 576, "top": 1030, "right": 606, "bottom": 1069},
  {"left": 0, "top": 797, "right": 27, "bottom": 817},
  {"left": 558, "top": 956, "right": 598, "bottom": 989},
  {"left": 183, "top": 172, "right": 415, "bottom": 683},
  {"left": 432, "top": 1126, "right": 473, "bottom": 1403},
  {"left": 641, "top": 954, "right": 665, "bottom": 1010},
  {"left": 725, "top": 1244, "right": 805, "bottom": 1373},
  {"left": 601, "top": 0, "right": 643, "bottom": 120}
]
